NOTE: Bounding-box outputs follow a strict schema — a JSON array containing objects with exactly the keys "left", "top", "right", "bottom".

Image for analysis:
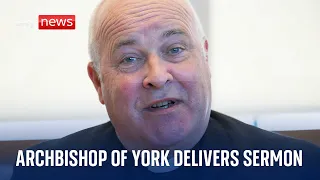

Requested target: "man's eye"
[
  {"left": 168, "top": 47, "right": 184, "bottom": 55},
  {"left": 122, "top": 57, "right": 138, "bottom": 64},
  {"left": 118, "top": 55, "right": 144, "bottom": 72}
]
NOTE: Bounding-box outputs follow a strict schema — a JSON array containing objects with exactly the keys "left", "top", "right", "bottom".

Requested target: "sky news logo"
[{"left": 38, "top": 15, "right": 75, "bottom": 30}]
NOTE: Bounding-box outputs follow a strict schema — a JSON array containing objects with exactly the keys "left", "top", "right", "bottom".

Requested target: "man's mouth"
[{"left": 150, "top": 100, "right": 176, "bottom": 109}]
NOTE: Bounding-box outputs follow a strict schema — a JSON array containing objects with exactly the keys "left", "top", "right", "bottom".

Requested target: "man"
[{"left": 10, "top": 0, "right": 320, "bottom": 180}]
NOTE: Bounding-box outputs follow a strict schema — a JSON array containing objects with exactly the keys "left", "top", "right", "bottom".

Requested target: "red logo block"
[{"left": 38, "top": 15, "right": 76, "bottom": 30}]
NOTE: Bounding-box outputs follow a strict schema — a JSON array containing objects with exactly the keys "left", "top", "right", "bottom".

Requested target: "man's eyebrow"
[
  {"left": 161, "top": 29, "right": 187, "bottom": 39},
  {"left": 112, "top": 29, "right": 187, "bottom": 52},
  {"left": 113, "top": 39, "right": 137, "bottom": 52}
]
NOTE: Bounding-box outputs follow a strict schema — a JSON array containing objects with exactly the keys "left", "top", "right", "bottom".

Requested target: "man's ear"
[
  {"left": 204, "top": 39, "right": 209, "bottom": 62},
  {"left": 203, "top": 39, "right": 211, "bottom": 78},
  {"left": 87, "top": 62, "right": 105, "bottom": 105}
]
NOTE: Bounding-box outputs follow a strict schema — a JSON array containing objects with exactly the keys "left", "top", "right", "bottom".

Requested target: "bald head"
[{"left": 88, "top": 0, "right": 206, "bottom": 73}]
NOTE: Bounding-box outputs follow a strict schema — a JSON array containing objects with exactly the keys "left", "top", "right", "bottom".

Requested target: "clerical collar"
[{"left": 147, "top": 157, "right": 179, "bottom": 173}]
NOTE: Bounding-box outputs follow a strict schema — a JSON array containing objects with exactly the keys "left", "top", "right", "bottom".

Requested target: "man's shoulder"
[
  {"left": 10, "top": 122, "right": 126, "bottom": 180},
  {"left": 209, "top": 110, "right": 320, "bottom": 150},
  {"left": 29, "top": 121, "right": 120, "bottom": 151},
  {"left": 208, "top": 110, "right": 320, "bottom": 179}
]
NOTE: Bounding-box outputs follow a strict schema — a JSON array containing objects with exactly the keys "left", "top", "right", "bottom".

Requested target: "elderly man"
[{"left": 10, "top": 0, "right": 320, "bottom": 180}]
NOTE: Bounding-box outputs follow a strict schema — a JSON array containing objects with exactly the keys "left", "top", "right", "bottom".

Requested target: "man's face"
[{"left": 89, "top": 0, "right": 211, "bottom": 150}]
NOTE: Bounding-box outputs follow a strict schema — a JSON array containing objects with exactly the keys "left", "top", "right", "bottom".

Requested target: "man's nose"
[{"left": 143, "top": 54, "right": 173, "bottom": 89}]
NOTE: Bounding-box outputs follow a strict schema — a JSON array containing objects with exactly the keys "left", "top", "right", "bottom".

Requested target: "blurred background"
[
  {"left": 1, "top": 0, "right": 320, "bottom": 141},
  {"left": 0, "top": 0, "right": 320, "bottom": 179}
]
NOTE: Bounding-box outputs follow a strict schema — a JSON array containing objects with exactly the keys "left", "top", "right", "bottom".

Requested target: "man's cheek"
[
  {"left": 172, "top": 64, "right": 198, "bottom": 84},
  {"left": 115, "top": 80, "right": 139, "bottom": 107}
]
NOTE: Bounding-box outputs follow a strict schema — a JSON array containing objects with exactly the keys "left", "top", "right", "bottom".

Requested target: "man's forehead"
[
  {"left": 109, "top": 16, "right": 192, "bottom": 46},
  {"left": 94, "top": 0, "right": 197, "bottom": 52},
  {"left": 118, "top": 23, "right": 189, "bottom": 39}
]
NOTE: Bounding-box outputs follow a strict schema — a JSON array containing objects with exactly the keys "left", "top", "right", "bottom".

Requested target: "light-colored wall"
[
  {"left": 210, "top": 0, "right": 320, "bottom": 115},
  {"left": 0, "top": 0, "right": 319, "bottom": 140}
]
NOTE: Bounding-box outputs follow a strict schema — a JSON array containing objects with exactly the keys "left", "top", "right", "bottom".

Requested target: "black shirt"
[{"left": 10, "top": 111, "right": 320, "bottom": 180}]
